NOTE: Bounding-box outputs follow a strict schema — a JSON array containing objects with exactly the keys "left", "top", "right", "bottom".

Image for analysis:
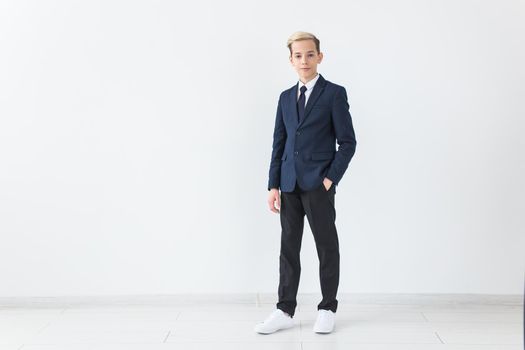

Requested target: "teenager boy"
[{"left": 254, "top": 31, "right": 357, "bottom": 334}]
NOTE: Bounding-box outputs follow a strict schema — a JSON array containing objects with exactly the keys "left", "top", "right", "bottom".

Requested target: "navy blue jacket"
[{"left": 268, "top": 74, "right": 356, "bottom": 192}]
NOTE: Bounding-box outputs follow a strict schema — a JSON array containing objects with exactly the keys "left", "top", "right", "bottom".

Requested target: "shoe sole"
[
  {"left": 255, "top": 322, "right": 295, "bottom": 334},
  {"left": 314, "top": 325, "right": 335, "bottom": 334}
]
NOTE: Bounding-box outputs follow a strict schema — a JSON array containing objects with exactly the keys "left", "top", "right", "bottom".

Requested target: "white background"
[{"left": 0, "top": 0, "right": 523, "bottom": 297}]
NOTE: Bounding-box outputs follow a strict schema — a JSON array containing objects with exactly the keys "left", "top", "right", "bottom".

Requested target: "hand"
[
  {"left": 268, "top": 188, "right": 281, "bottom": 213},
  {"left": 323, "top": 177, "right": 333, "bottom": 191}
]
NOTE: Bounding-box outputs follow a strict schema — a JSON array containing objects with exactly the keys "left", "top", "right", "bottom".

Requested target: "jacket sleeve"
[
  {"left": 325, "top": 86, "right": 357, "bottom": 185},
  {"left": 267, "top": 93, "right": 287, "bottom": 191}
]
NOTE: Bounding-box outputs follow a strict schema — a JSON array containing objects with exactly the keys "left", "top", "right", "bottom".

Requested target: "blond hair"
[{"left": 287, "top": 31, "right": 320, "bottom": 55}]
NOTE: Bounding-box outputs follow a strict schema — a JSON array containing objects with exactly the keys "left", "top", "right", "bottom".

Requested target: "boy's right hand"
[{"left": 268, "top": 188, "right": 281, "bottom": 213}]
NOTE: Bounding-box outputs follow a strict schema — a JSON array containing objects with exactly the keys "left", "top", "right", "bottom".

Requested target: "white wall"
[{"left": 0, "top": 0, "right": 523, "bottom": 297}]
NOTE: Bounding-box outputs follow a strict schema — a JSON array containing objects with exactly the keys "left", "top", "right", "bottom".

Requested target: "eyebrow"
[{"left": 294, "top": 51, "right": 315, "bottom": 54}]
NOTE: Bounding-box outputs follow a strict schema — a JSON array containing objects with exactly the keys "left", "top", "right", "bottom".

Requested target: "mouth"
[{"left": 301, "top": 68, "right": 310, "bottom": 71}]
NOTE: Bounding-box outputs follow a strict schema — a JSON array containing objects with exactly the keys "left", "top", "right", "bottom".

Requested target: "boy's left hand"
[{"left": 323, "top": 177, "right": 333, "bottom": 191}]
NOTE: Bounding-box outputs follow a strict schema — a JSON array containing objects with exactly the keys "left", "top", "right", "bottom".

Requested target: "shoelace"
[
  {"left": 265, "top": 310, "right": 282, "bottom": 322},
  {"left": 317, "top": 311, "right": 331, "bottom": 321}
]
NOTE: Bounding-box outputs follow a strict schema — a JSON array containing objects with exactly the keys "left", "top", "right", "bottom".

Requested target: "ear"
[{"left": 318, "top": 52, "right": 323, "bottom": 63}]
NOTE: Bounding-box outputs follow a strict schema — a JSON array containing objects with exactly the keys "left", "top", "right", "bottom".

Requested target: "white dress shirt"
[{"left": 297, "top": 73, "right": 320, "bottom": 106}]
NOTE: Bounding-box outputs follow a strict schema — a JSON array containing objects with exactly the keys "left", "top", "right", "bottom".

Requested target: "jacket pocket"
[{"left": 311, "top": 151, "right": 334, "bottom": 160}]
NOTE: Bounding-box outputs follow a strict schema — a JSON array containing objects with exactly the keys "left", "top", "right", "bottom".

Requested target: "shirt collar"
[{"left": 297, "top": 73, "right": 320, "bottom": 92}]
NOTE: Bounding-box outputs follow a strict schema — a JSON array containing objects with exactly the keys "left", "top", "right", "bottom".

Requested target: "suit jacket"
[{"left": 267, "top": 73, "right": 356, "bottom": 192}]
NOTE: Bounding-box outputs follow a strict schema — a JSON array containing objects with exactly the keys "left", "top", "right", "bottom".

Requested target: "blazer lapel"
[
  {"left": 288, "top": 84, "right": 299, "bottom": 129},
  {"left": 298, "top": 74, "right": 326, "bottom": 129}
]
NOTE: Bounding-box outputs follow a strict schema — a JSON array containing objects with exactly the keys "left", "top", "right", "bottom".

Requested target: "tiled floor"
[{"left": 0, "top": 294, "right": 522, "bottom": 349}]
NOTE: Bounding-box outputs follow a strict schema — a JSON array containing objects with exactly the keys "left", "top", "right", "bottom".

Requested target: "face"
[{"left": 289, "top": 39, "right": 323, "bottom": 83}]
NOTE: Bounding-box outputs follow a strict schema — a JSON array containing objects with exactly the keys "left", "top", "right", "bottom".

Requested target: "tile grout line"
[
  {"left": 163, "top": 330, "right": 171, "bottom": 343},
  {"left": 421, "top": 311, "right": 429, "bottom": 321},
  {"left": 434, "top": 331, "right": 445, "bottom": 344}
]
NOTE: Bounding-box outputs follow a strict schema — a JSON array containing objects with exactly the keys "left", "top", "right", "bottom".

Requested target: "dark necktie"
[{"left": 297, "top": 85, "right": 307, "bottom": 124}]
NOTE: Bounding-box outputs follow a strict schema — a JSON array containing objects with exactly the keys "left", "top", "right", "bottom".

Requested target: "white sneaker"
[
  {"left": 313, "top": 309, "right": 335, "bottom": 333},
  {"left": 254, "top": 309, "right": 295, "bottom": 334}
]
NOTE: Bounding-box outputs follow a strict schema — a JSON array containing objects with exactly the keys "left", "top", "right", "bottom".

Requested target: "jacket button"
[
  {"left": 294, "top": 151, "right": 298, "bottom": 155},
  {"left": 296, "top": 131, "right": 301, "bottom": 135}
]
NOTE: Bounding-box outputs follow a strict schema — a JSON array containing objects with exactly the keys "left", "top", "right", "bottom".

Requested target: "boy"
[{"left": 254, "top": 31, "right": 356, "bottom": 334}]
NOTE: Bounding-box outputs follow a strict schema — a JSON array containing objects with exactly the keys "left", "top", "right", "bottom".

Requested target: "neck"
[{"left": 300, "top": 72, "right": 318, "bottom": 85}]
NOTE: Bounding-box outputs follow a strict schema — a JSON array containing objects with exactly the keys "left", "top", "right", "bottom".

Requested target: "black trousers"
[{"left": 276, "top": 181, "right": 340, "bottom": 318}]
